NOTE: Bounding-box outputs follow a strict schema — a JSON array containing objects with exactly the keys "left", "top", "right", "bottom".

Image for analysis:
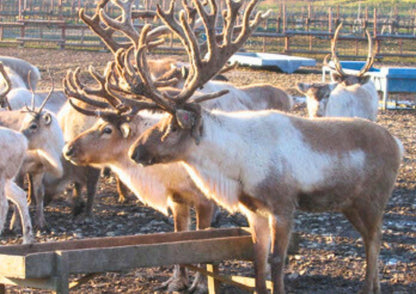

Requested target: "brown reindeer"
[{"left": 93, "top": 1, "right": 404, "bottom": 293}]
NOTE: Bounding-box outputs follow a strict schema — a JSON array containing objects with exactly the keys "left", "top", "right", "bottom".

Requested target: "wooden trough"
[{"left": 0, "top": 227, "right": 255, "bottom": 294}]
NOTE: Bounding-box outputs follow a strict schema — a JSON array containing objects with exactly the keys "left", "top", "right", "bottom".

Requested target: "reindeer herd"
[{"left": 0, "top": 0, "right": 406, "bottom": 293}]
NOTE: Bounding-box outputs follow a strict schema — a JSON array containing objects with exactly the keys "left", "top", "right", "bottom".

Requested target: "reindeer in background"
[{"left": 297, "top": 23, "right": 379, "bottom": 121}]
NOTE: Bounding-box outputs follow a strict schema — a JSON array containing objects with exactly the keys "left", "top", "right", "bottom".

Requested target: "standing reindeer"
[
  {"left": 59, "top": 0, "right": 291, "bottom": 290},
  {"left": 297, "top": 23, "right": 379, "bottom": 121},
  {"left": 0, "top": 64, "right": 64, "bottom": 230},
  {"left": 0, "top": 126, "right": 34, "bottom": 244},
  {"left": 114, "top": 1, "right": 403, "bottom": 294}
]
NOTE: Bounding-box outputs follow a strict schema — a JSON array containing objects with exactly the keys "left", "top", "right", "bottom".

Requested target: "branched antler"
[
  {"left": 0, "top": 62, "right": 12, "bottom": 110},
  {"left": 331, "top": 22, "right": 375, "bottom": 78},
  {"left": 63, "top": 63, "right": 160, "bottom": 120}
]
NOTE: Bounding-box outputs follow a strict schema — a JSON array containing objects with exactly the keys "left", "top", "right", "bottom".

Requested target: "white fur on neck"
[{"left": 105, "top": 161, "right": 170, "bottom": 215}]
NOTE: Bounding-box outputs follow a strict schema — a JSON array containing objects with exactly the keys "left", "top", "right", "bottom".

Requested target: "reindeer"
[
  {"left": 44, "top": 0, "right": 290, "bottom": 220},
  {"left": 0, "top": 65, "right": 64, "bottom": 230},
  {"left": 297, "top": 23, "right": 379, "bottom": 121},
  {"left": 0, "top": 56, "right": 40, "bottom": 90},
  {"left": 107, "top": 1, "right": 403, "bottom": 293},
  {"left": 0, "top": 126, "right": 35, "bottom": 244}
]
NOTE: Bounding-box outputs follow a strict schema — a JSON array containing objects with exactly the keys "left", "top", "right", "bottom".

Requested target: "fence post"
[
  {"left": 373, "top": 8, "right": 380, "bottom": 56},
  {"left": 328, "top": 7, "right": 332, "bottom": 33}
]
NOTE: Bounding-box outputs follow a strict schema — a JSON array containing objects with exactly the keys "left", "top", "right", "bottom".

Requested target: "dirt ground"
[{"left": 0, "top": 47, "right": 415, "bottom": 293}]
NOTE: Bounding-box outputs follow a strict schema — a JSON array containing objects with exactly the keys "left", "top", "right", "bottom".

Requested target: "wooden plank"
[
  {"left": 206, "top": 264, "right": 221, "bottom": 294},
  {"left": 0, "top": 228, "right": 246, "bottom": 255},
  {"left": 185, "top": 264, "right": 255, "bottom": 293},
  {"left": 65, "top": 235, "right": 253, "bottom": 274},
  {"left": 0, "top": 228, "right": 251, "bottom": 279},
  {"left": 231, "top": 276, "right": 273, "bottom": 291},
  {"left": 16, "top": 37, "right": 65, "bottom": 43},
  {"left": 54, "top": 251, "right": 69, "bottom": 294},
  {"left": 0, "top": 254, "right": 27, "bottom": 279},
  {"left": 0, "top": 276, "right": 57, "bottom": 291}
]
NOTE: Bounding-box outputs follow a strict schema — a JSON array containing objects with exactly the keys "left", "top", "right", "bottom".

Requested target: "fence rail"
[{"left": 1, "top": 2, "right": 416, "bottom": 58}]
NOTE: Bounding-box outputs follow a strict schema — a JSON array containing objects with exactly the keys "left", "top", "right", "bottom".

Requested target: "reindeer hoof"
[
  {"left": 154, "top": 276, "right": 189, "bottom": 293},
  {"left": 71, "top": 201, "right": 86, "bottom": 217}
]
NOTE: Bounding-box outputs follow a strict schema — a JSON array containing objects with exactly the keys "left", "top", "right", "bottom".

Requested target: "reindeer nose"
[
  {"left": 130, "top": 145, "right": 148, "bottom": 164},
  {"left": 63, "top": 144, "right": 75, "bottom": 158}
]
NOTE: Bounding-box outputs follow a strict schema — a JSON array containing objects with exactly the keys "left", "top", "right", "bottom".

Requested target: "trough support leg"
[
  {"left": 54, "top": 251, "right": 69, "bottom": 294},
  {"left": 0, "top": 283, "right": 5, "bottom": 294},
  {"left": 207, "top": 264, "right": 220, "bottom": 294}
]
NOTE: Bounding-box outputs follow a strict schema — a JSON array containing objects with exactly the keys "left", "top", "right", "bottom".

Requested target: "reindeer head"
[
  {"left": 329, "top": 22, "right": 375, "bottom": 86},
  {"left": 65, "top": 0, "right": 269, "bottom": 166},
  {"left": 297, "top": 82, "right": 336, "bottom": 118},
  {"left": 126, "top": 0, "right": 269, "bottom": 165}
]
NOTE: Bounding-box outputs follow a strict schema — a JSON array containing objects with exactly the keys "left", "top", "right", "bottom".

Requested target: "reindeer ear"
[
  {"left": 120, "top": 123, "right": 131, "bottom": 138},
  {"left": 331, "top": 72, "right": 343, "bottom": 83},
  {"left": 176, "top": 109, "right": 196, "bottom": 129},
  {"left": 359, "top": 75, "right": 371, "bottom": 85},
  {"left": 297, "top": 83, "right": 310, "bottom": 94},
  {"left": 43, "top": 112, "right": 52, "bottom": 126}
]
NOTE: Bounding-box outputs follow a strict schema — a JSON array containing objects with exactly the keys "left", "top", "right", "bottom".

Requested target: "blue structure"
[
  {"left": 229, "top": 52, "right": 316, "bottom": 74},
  {"left": 322, "top": 61, "right": 416, "bottom": 109}
]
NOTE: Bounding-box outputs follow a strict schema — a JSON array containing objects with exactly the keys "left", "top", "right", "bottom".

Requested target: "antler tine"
[
  {"left": 165, "top": 0, "right": 269, "bottom": 104},
  {"left": 358, "top": 29, "right": 375, "bottom": 77},
  {"left": 331, "top": 22, "right": 347, "bottom": 77},
  {"left": 68, "top": 98, "right": 121, "bottom": 121},
  {"left": 26, "top": 70, "right": 36, "bottom": 111},
  {"left": 37, "top": 69, "right": 54, "bottom": 113},
  {"left": 99, "top": 0, "right": 140, "bottom": 47},
  {"left": 79, "top": 0, "right": 131, "bottom": 54},
  {"left": 0, "top": 62, "right": 12, "bottom": 110},
  {"left": 63, "top": 67, "right": 111, "bottom": 109}
]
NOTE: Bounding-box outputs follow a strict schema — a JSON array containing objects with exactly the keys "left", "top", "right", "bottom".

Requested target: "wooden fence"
[{"left": 1, "top": 1, "right": 416, "bottom": 58}]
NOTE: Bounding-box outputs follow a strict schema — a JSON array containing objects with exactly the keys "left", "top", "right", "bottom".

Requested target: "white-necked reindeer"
[
  {"left": 59, "top": 0, "right": 276, "bottom": 290},
  {"left": 119, "top": 2, "right": 402, "bottom": 294},
  {"left": 0, "top": 126, "right": 34, "bottom": 244},
  {"left": 0, "top": 64, "right": 64, "bottom": 230},
  {"left": 297, "top": 23, "right": 378, "bottom": 121}
]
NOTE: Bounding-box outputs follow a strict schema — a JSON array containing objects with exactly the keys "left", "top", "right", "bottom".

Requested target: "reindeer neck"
[{"left": 108, "top": 157, "right": 171, "bottom": 215}]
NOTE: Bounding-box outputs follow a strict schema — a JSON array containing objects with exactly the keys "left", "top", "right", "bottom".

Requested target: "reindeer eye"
[
  {"left": 103, "top": 127, "right": 112, "bottom": 134},
  {"left": 29, "top": 123, "right": 38, "bottom": 130}
]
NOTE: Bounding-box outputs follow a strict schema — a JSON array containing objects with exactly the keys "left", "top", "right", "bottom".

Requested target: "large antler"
[
  {"left": 80, "top": 0, "right": 169, "bottom": 54},
  {"left": 114, "top": 0, "right": 269, "bottom": 114},
  {"left": 331, "top": 22, "right": 375, "bottom": 78},
  {"left": 63, "top": 63, "right": 160, "bottom": 121},
  {"left": 0, "top": 62, "right": 12, "bottom": 110}
]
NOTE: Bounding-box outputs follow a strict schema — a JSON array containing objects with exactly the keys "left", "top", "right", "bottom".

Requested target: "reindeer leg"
[
  {"left": 115, "top": 175, "right": 130, "bottom": 203},
  {"left": 0, "top": 178, "right": 8, "bottom": 235},
  {"left": 31, "top": 172, "right": 48, "bottom": 231},
  {"left": 269, "top": 215, "right": 292, "bottom": 294},
  {"left": 344, "top": 206, "right": 383, "bottom": 294},
  {"left": 5, "top": 180, "right": 34, "bottom": 244},
  {"left": 244, "top": 209, "right": 271, "bottom": 294},
  {"left": 71, "top": 182, "right": 85, "bottom": 217},
  {"left": 155, "top": 195, "right": 190, "bottom": 292},
  {"left": 9, "top": 172, "right": 27, "bottom": 231},
  {"left": 188, "top": 200, "right": 216, "bottom": 293},
  {"left": 84, "top": 167, "right": 100, "bottom": 217}
]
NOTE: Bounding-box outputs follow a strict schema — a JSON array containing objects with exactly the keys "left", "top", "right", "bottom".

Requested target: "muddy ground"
[{"left": 0, "top": 47, "right": 415, "bottom": 293}]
